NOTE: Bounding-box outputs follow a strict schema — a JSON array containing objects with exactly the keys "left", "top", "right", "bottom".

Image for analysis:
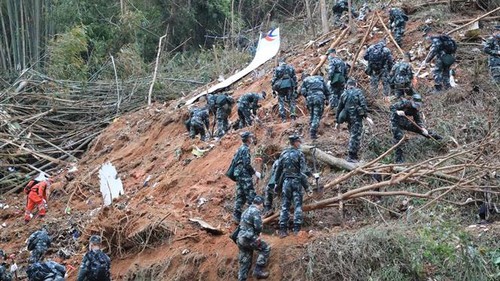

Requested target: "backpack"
[
  {"left": 273, "top": 66, "right": 295, "bottom": 90},
  {"left": 440, "top": 35, "right": 457, "bottom": 54},
  {"left": 26, "top": 262, "right": 52, "bottom": 281},
  {"left": 368, "top": 45, "right": 386, "bottom": 69},
  {"left": 225, "top": 151, "right": 241, "bottom": 182},
  {"left": 88, "top": 251, "right": 110, "bottom": 281},
  {"left": 27, "top": 232, "right": 40, "bottom": 251}
]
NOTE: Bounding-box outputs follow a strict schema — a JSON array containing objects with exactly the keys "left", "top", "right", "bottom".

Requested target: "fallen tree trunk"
[
  {"left": 449, "top": 15, "right": 500, "bottom": 24},
  {"left": 301, "top": 145, "right": 358, "bottom": 171},
  {"left": 311, "top": 28, "right": 350, "bottom": 75},
  {"left": 447, "top": 6, "right": 500, "bottom": 35}
]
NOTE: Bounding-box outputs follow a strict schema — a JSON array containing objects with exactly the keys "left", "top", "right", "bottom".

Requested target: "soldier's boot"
[
  {"left": 253, "top": 265, "right": 270, "bottom": 279},
  {"left": 346, "top": 152, "right": 358, "bottom": 163},
  {"left": 293, "top": 224, "right": 301, "bottom": 235},
  {"left": 278, "top": 226, "right": 288, "bottom": 238}
]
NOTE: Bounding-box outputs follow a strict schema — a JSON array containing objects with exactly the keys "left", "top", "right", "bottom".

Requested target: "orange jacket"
[{"left": 25, "top": 180, "right": 48, "bottom": 200}]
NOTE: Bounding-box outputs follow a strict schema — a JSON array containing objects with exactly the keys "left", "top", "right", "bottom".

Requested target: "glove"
[
  {"left": 396, "top": 110, "right": 406, "bottom": 116},
  {"left": 255, "top": 171, "right": 262, "bottom": 179},
  {"left": 334, "top": 123, "right": 339, "bottom": 130},
  {"left": 366, "top": 117, "right": 374, "bottom": 126},
  {"left": 10, "top": 263, "right": 18, "bottom": 273},
  {"left": 313, "top": 173, "right": 320, "bottom": 179},
  {"left": 421, "top": 128, "right": 429, "bottom": 136}
]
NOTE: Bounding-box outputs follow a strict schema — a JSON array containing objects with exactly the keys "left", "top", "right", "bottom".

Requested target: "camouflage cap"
[
  {"left": 411, "top": 93, "right": 423, "bottom": 108},
  {"left": 89, "top": 235, "right": 102, "bottom": 244},
  {"left": 240, "top": 131, "right": 254, "bottom": 141},
  {"left": 327, "top": 48, "right": 336, "bottom": 54},
  {"left": 288, "top": 135, "right": 302, "bottom": 143},
  {"left": 253, "top": 195, "right": 264, "bottom": 205}
]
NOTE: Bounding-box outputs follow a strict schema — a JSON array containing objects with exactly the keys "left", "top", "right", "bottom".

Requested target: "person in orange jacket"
[{"left": 24, "top": 173, "right": 52, "bottom": 223}]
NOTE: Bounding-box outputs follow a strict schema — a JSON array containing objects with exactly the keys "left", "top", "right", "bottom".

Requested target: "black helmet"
[
  {"left": 288, "top": 135, "right": 302, "bottom": 144},
  {"left": 89, "top": 235, "right": 102, "bottom": 244},
  {"left": 240, "top": 131, "right": 254, "bottom": 141},
  {"left": 253, "top": 195, "right": 264, "bottom": 205}
]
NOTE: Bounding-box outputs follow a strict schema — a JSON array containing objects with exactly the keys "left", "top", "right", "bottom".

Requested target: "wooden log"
[
  {"left": 301, "top": 145, "right": 358, "bottom": 171},
  {"left": 449, "top": 15, "right": 500, "bottom": 25},
  {"left": 447, "top": 6, "right": 500, "bottom": 35},
  {"left": 311, "top": 28, "right": 350, "bottom": 75},
  {"left": 376, "top": 12, "right": 405, "bottom": 57}
]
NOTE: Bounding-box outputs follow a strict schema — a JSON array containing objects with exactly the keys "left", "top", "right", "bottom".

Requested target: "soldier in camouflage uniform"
[
  {"left": 482, "top": 30, "right": 500, "bottom": 83},
  {"left": 271, "top": 59, "right": 297, "bottom": 122},
  {"left": 332, "top": 0, "right": 358, "bottom": 27},
  {"left": 391, "top": 94, "right": 441, "bottom": 163},
  {"left": 185, "top": 107, "right": 210, "bottom": 141},
  {"left": 214, "top": 93, "right": 235, "bottom": 138},
  {"left": 389, "top": 54, "right": 414, "bottom": 98},
  {"left": 357, "top": 3, "right": 371, "bottom": 21},
  {"left": 263, "top": 159, "right": 280, "bottom": 218},
  {"left": 237, "top": 91, "right": 266, "bottom": 128},
  {"left": 364, "top": 40, "right": 394, "bottom": 97},
  {"left": 27, "top": 260, "right": 66, "bottom": 281},
  {"left": 300, "top": 73, "right": 330, "bottom": 139},
  {"left": 27, "top": 226, "right": 51, "bottom": 264},
  {"left": 232, "top": 132, "right": 261, "bottom": 223},
  {"left": 424, "top": 33, "right": 457, "bottom": 91},
  {"left": 336, "top": 79, "right": 369, "bottom": 162},
  {"left": 389, "top": 7, "right": 409, "bottom": 47},
  {"left": 0, "top": 250, "right": 12, "bottom": 281},
  {"left": 237, "top": 196, "right": 270, "bottom": 280},
  {"left": 327, "top": 48, "right": 349, "bottom": 109},
  {"left": 276, "top": 135, "right": 315, "bottom": 237},
  {"left": 77, "top": 235, "right": 111, "bottom": 281}
]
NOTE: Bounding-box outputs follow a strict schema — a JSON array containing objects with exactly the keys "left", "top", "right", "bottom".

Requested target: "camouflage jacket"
[
  {"left": 237, "top": 204, "right": 263, "bottom": 240},
  {"left": 267, "top": 159, "right": 281, "bottom": 187},
  {"left": 206, "top": 93, "right": 217, "bottom": 113},
  {"left": 483, "top": 35, "right": 500, "bottom": 65},
  {"left": 300, "top": 75, "right": 330, "bottom": 101},
  {"left": 390, "top": 100, "right": 424, "bottom": 127},
  {"left": 27, "top": 229, "right": 51, "bottom": 250},
  {"left": 77, "top": 250, "right": 111, "bottom": 281},
  {"left": 0, "top": 263, "right": 12, "bottom": 281},
  {"left": 333, "top": 0, "right": 348, "bottom": 13},
  {"left": 238, "top": 93, "right": 263, "bottom": 113},
  {"left": 277, "top": 147, "right": 311, "bottom": 179},
  {"left": 336, "top": 87, "right": 368, "bottom": 123},
  {"left": 271, "top": 63, "right": 297, "bottom": 89},
  {"left": 389, "top": 8, "right": 408, "bottom": 27},
  {"left": 27, "top": 261, "right": 66, "bottom": 280},
  {"left": 364, "top": 43, "right": 394, "bottom": 70},
  {"left": 327, "top": 56, "right": 349, "bottom": 83},
  {"left": 233, "top": 144, "right": 256, "bottom": 178},
  {"left": 427, "top": 36, "right": 456, "bottom": 62},
  {"left": 190, "top": 107, "right": 210, "bottom": 128},
  {"left": 390, "top": 61, "right": 414, "bottom": 85},
  {"left": 214, "top": 93, "right": 235, "bottom": 115}
]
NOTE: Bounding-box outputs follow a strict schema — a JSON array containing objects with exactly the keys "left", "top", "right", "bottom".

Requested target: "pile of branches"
[{"left": 0, "top": 70, "right": 147, "bottom": 192}]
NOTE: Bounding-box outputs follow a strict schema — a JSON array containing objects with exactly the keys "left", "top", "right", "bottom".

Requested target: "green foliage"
[{"left": 47, "top": 26, "right": 89, "bottom": 80}]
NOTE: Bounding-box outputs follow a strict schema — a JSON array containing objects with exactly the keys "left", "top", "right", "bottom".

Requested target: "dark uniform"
[
  {"left": 77, "top": 236, "right": 111, "bottom": 281},
  {"left": 271, "top": 62, "right": 297, "bottom": 122},
  {"left": 332, "top": 0, "right": 358, "bottom": 27},
  {"left": 186, "top": 107, "right": 210, "bottom": 141},
  {"left": 364, "top": 41, "right": 394, "bottom": 97},
  {"left": 214, "top": 93, "right": 235, "bottom": 138},
  {"left": 27, "top": 228, "right": 51, "bottom": 264},
  {"left": 237, "top": 196, "right": 270, "bottom": 281},
  {"left": 232, "top": 132, "right": 258, "bottom": 223},
  {"left": 276, "top": 136, "right": 312, "bottom": 236},
  {"left": 237, "top": 92, "right": 264, "bottom": 128},
  {"left": 390, "top": 94, "right": 440, "bottom": 163},
  {"left": 336, "top": 80, "right": 369, "bottom": 161},
  {"left": 389, "top": 60, "right": 414, "bottom": 98},
  {"left": 26, "top": 261, "right": 65, "bottom": 281},
  {"left": 483, "top": 34, "right": 500, "bottom": 83},
  {"left": 389, "top": 8, "right": 409, "bottom": 47},
  {"left": 327, "top": 51, "right": 349, "bottom": 108},
  {"left": 0, "top": 252, "right": 12, "bottom": 281},
  {"left": 263, "top": 159, "right": 280, "bottom": 216},
  {"left": 425, "top": 35, "right": 457, "bottom": 91},
  {"left": 300, "top": 75, "right": 330, "bottom": 139}
]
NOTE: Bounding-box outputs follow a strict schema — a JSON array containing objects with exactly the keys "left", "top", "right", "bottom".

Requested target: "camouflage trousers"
[
  {"left": 433, "top": 58, "right": 452, "bottom": 89},
  {"left": 488, "top": 58, "right": 500, "bottom": 83},
  {"left": 347, "top": 117, "right": 364, "bottom": 158},
  {"left": 264, "top": 184, "right": 275, "bottom": 211},
  {"left": 370, "top": 68, "right": 391, "bottom": 97},
  {"left": 279, "top": 178, "right": 304, "bottom": 228},
  {"left": 237, "top": 237, "right": 271, "bottom": 281},
  {"left": 306, "top": 95, "right": 325, "bottom": 137},
  {"left": 329, "top": 82, "right": 345, "bottom": 110},
  {"left": 392, "top": 82, "right": 414, "bottom": 98},
  {"left": 189, "top": 121, "right": 207, "bottom": 141},
  {"left": 237, "top": 104, "right": 253, "bottom": 128},
  {"left": 233, "top": 177, "right": 256, "bottom": 222},
  {"left": 333, "top": 13, "right": 343, "bottom": 27},
  {"left": 216, "top": 109, "right": 229, "bottom": 138},
  {"left": 391, "top": 25, "right": 405, "bottom": 46},
  {"left": 391, "top": 117, "right": 425, "bottom": 163},
  {"left": 29, "top": 246, "right": 48, "bottom": 263},
  {"left": 277, "top": 88, "right": 297, "bottom": 121}
]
